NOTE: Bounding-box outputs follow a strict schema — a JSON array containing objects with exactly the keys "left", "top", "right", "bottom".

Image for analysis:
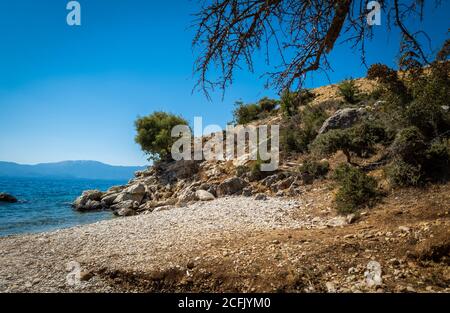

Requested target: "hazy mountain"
[{"left": 0, "top": 161, "right": 147, "bottom": 180}]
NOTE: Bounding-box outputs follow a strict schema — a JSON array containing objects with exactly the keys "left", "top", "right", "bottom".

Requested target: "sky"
[{"left": 0, "top": 0, "right": 448, "bottom": 166}]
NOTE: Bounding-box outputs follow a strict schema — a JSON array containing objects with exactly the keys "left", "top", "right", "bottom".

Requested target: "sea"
[{"left": 0, "top": 177, "right": 126, "bottom": 237}]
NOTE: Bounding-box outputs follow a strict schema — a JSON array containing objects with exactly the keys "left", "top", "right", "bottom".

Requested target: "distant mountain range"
[{"left": 0, "top": 161, "right": 147, "bottom": 180}]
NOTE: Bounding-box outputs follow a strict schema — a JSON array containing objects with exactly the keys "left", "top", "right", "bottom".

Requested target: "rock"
[
  {"left": 318, "top": 107, "right": 367, "bottom": 135},
  {"left": 107, "top": 185, "right": 126, "bottom": 193},
  {"left": 255, "top": 193, "right": 267, "bottom": 201},
  {"left": 195, "top": 190, "right": 215, "bottom": 201},
  {"left": 79, "top": 270, "right": 93, "bottom": 281},
  {"left": 242, "top": 187, "right": 253, "bottom": 197},
  {"left": 364, "top": 261, "right": 383, "bottom": 288},
  {"left": 113, "top": 207, "right": 135, "bottom": 217},
  {"left": 273, "top": 177, "right": 295, "bottom": 191},
  {"left": 113, "top": 183, "right": 146, "bottom": 205},
  {"left": 110, "top": 200, "right": 139, "bottom": 211},
  {"left": 101, "top": 193, "right": 119, "bottom": 206},
  {"left": 216, "top": 177, "right": 248, "bottom": 196},
  {"left": 398, "top": 226, "right": 410, "bottom": 233},
  {"left": 84, "top": 200, "right": 103, "bottom": 211},
  {"left": 325, "top": 282, "right": 336, "bottom": 293},
  {"left": 157, "top": 160, "right": 199, "bottom": 182},
  {"left": 72, "top": 190, "right": 104, "bottom": 211},
  {"left": 261, "top": 174, "right": 281, "bottom": 187},
  {"left": 0, "top": 193, "right": 18, "bottom": 203},
  {"left": 301, "top": 172, "right": 314, "bottom": 185},
  {"left": 178, "top": 189, "right": 197, "bottom": 203},
  {"left": 346, "top": 213, "right": 358, "bottom": 224}
]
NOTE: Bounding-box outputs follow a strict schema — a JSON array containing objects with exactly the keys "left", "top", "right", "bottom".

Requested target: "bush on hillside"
[
  {"left": 233, "top": 101, "right": 261, "bottom": 125},
  {"left": 333, "top": 164, "right": 380, "bottom": 214},
  {"left": 135, "top": 111, "right": 189, "bottom": 161},
  {"left": 280, "top": 89, "right": 315, "bottom": 116},
  {"left": 338, "top": 79, "right": 360, "bottom": 104},
  {"left": 281, "top": 105, "right": 328, "bottom": 153},
  {"left": 298, "top": 158, "right": 330, "bottom": 179}
]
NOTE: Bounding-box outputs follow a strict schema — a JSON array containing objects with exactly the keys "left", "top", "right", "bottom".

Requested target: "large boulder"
[
  {"left": 101, "top": 193, "right": 119, "bottom": 206},
  {"left": 72, "top": 190, "right": 104, "bottom": 211},
  {"left": 318, "top": 107, "right": 367, "bottom": 135},
  {"left": 195, "top": 190, "right": 215, "bottom": 201},
  {"left": 216, "top": 177, "right": 248, "bottom": 196},
  {"left": 113, "top": 183, "right": 146, "bottom": 205},
  {"left": 0, "top": 193, "right": 18, "bottom": 203}
]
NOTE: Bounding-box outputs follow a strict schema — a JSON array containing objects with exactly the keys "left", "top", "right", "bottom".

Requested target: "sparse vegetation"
[
  {"left": 298, "top": 158, "right": 329, "bottom": 179},
  {"left": 333, "top": 164, "right": 381, "bottom": 214},
  {"left": 338, "top": 79, "right": 360, "bottom": 104},
  {"left": 281, "top": 104, "right": 327, "bottom": 154},
  {"left": 233, "top": 97, "right": 279, "bottom": 125}
]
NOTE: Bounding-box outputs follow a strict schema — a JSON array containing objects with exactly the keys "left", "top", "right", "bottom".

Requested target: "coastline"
[{"left": 1, "top": 183, "right": 448, "bottom": 293}]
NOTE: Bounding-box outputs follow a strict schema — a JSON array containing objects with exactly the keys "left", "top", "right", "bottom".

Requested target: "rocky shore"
[{"left": 1, "top": 183, "right": 449, "bottom": 293}]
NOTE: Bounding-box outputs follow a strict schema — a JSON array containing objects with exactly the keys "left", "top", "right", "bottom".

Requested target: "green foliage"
[
  {"left": 367, "top": 63, "right": 410, "bottom": 104},
  {"left": 310, "top": 120, "right": 388, "bottom": 162},
  {"left": 258, "top": 97, "right": 278, "bottom": 112},
  {"left": 338, "top": 79, "right": 360, "bottom": 104},
  {"left": 299, "top": 159, "right": 330, "bottom": 179},
  {"left": 280, "top": 89, "right": 315, "bottom": 117},
  {"left": 233, "top": 97, "right": 279, "bottom": 125},
  {"left": 281, "top": 105, "right": 327, "bottom": 153},
  {"left": 386, "top": 128, "right": 450, "bottom": 186},
  {"left": 389, "top": 127, "right": 427, "bottom": 165},
  {"left": 233, "top": 101, "right": 261, "bottom": 125},
  {"left": 135, "top": 112, "right": 189, "bottom": 161},
  {"left": 310, "top": 129, "right": 353, "bottom": 161},
  {"left": 333, "top": 164, "right": 380, "bottom": 214},
  {"left": 423, "top": 139, "right": 450, "bottom": 181},
  {"left": 386, "top": 160, "right": 422, "bottom": 187}
]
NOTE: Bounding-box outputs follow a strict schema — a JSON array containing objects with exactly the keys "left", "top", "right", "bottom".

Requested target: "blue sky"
[{"left": 0, "top": 1, "right": 448, "bottom": 166}]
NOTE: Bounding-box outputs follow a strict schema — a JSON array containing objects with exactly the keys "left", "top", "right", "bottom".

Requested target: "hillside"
[
  {"left": 0, "top": 160, "right": 146, "bottom": 180},
  {"left": 0, "top": 63, "right": 448, "bottom": 293}
]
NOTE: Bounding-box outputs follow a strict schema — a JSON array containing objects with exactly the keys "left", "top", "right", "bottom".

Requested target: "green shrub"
[
  {"left": 310, "top": 129, "right": 353, "bottom": 162},
  {"left": 367, "top": 63, "right": 410, "bottom": 104},
  {"left": 310, "top": 119, "right": 388, "bottom": 163},
  {"left": 423, "top": 139, "right": 450, "bottom": 182},
  {"left": 135, "top": 111, "right": 189, "bottom": 161},
  {"left": 233, "top": 101, "right": 261, "bottom": 124},
  {"left": 386, "top": 130, "right": 450, "bottom": 186},
  {"left": 333, "top": 164, "right": 380, "bottom": 214},
  {"left": 281, "top": 105, "right": 327, "bottom": 153},
  {"left": 299, "top": 159, "right": 330, "bottom": 179},
  {"left": 389, "top": 127, "right": 426, "bottom": 165},
  {"left": 338, "top": 79, "right": 360, "bottom": 104},
  {"left": 386, "top": 160, "right": 422, "bottom": 187},
  {"left": 258, "top": 97, "right": 278, "bottom": 112},
  {"left": 280, "top": 89, "right": 315, "bottom": 116}
]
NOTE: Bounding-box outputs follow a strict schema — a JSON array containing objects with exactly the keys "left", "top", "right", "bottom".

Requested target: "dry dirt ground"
[{"left": 0, "top": 181, "right": 448, "bottom": 293}]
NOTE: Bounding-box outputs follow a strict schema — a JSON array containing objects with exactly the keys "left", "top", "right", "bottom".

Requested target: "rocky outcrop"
[
  {"left": 318, "top": 107, "right": 367, "bottom": 134},
  {"left": 0, "top": 193, "right": 18, "bottom": 203},
  {"left": 216, "top": 177, "right": 248, "bottom": 196},
  {"left": 72, "top": 190, "right": 104, "bottom": 211}
]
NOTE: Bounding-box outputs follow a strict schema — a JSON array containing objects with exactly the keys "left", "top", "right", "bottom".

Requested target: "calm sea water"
[{"left": 0, "top": 177, "right": 126, "bottom": 237}]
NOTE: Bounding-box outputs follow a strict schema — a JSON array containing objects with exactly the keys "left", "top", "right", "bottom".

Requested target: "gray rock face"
[
  {"left": 72, "top": 190, "right": 105, "bottom": 211},
  {"left": 100, "top": 193, "right": 119, "bottom": 206},
  {"left": 318, "top": 107, "right": 367, "bottom": 135},
  {"left": 216, "top": 177, "right": 248, "bottom": 196},
  {"left": 113, "top": 207, "right": 136, "bottom": 217},
  {"left": 195, "top": 190, "right": 215, "bottom": 201},
  {"left": 0, "top": 193, "right": 18, "bottom": 203},
  {"left": 113, "top": 183, "right": 146, "bottom": 205}
]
